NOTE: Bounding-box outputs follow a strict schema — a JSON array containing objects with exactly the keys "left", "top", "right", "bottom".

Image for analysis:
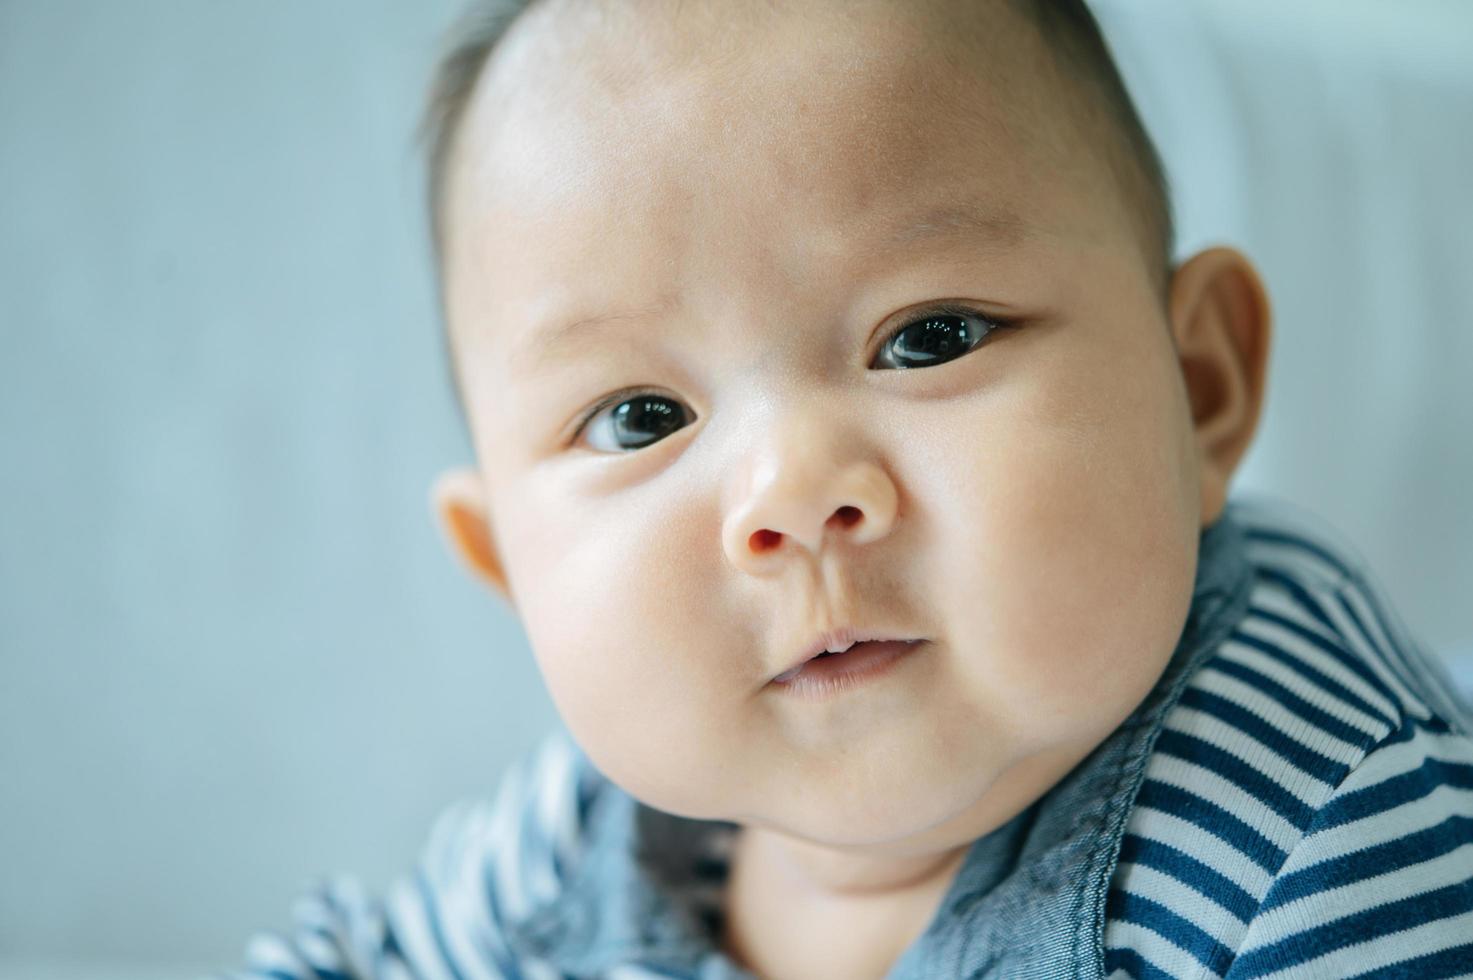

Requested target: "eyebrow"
[
  {"left": 877, "top": 201, "right": 1030, "bottom": 252},
  {"left": 511, "top": 305, "right": 670, "bottom": 375},
  {"left": 510, "top": 201, "right": 1030, "bottom": 374}
]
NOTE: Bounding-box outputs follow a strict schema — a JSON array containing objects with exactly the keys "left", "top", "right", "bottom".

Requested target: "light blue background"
[{"left": 1, "top": 1, "right": 1470, "bottom": 975}]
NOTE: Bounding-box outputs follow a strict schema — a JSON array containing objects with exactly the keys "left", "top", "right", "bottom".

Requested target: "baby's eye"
[
  {"left": 575, "top": 389, "right": 694, "bottom": 454},
  {"left": 870, "top": 305, "right": 1000, "bottom": 370}
]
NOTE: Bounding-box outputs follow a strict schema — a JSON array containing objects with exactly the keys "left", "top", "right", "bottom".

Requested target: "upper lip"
[{"left": 770, "top": 626, "right": 923, "bottom": 682}]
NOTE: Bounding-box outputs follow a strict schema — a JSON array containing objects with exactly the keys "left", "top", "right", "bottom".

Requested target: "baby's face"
[{"left": 440, "top": 0, "right": 1213, "bottom": 851}]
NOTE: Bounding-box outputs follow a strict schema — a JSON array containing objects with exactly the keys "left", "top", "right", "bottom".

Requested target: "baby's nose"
[{"left": 721, "top": 450, "right": 899, "bottom": 575}]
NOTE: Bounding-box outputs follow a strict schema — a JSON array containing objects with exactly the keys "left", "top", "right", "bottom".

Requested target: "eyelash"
[{"left": 570, "top": 302, "right": 1008, "bottom": 442}]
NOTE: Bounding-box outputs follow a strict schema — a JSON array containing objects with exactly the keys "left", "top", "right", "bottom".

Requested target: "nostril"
[
  {"left": 749, "top": 528, "right": 783, "bottom": 553},
  {"left": 746, "top": 507, "right": 862, "bottom": 556}
]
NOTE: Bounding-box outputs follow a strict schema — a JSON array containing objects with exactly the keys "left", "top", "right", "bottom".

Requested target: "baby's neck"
[{"left": 720, "top": 825, "right": 969, "bottom": 980}]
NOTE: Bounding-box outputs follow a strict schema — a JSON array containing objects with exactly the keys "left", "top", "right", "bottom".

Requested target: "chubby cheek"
[
  {"left": 501, "top": 482, "right": 742, "bottom": 817},
  {"left": 940, "top": 338, "right": 1200, "bottom": 752}
]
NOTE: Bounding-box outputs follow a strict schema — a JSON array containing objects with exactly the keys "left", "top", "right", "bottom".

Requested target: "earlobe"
[
  {"left": 430, "top": 467, "right": 514, "bottom": 607},
  {"left": 1167, "top": 247, "right": 1273, "bottom": 527}
]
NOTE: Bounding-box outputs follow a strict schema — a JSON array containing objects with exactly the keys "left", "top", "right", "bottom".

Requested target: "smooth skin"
[{"left": 430, "top": 1, "right": 1270, "bottom": 976}]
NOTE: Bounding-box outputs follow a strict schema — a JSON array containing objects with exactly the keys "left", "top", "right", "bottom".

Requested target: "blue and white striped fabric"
[
  {"left": 1104, "top": 500, "right": 1473, "bottom": 979},
  {"left": 220, "top": 498, "right": 1473, "bottom": 979}
]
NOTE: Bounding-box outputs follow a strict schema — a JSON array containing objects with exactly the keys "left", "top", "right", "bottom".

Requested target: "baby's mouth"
[
  {"left": 770, "top": 639, "right": 925, "bottom": 688},
  {"left": 773, "top": 650, "right": 838, "bottom": 683}
]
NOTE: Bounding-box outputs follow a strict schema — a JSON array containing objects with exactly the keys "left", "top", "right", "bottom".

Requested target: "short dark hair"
[
  {"left": 1004, "top": 0, "right": 1174, "bottom": 282},
  {"left": 420, "top": 0, "right": 535, "bottom": 273},
  {"left": 419, "top": 0, "right": 1174, "bottom": 419}
]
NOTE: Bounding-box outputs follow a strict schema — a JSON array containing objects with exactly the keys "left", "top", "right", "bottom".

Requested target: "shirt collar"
[{"left": 510, "top": 506, "right": 1254, "bottom": 979}]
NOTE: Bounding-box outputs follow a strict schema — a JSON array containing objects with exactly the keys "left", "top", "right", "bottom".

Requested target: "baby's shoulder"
[
  {"left": 1225, "top": 493, "right": 1473, "bottom": 735},
  {"left": 482, "top": 723, "right": 604, "bottom": 861},
  {"left": 1100, "top": 496, "right": 1473, "bottom": 976},
  {"left": 227, "top": 727, "right": 611, "bottom": 979},
  {"left": 418, "top": 725, "right": 608, "bottom": 932}
]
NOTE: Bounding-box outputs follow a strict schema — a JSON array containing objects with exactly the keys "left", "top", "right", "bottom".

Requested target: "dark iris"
[
  {"left": 880, "top": 314, "right": 983, "bottom": 369},
  {"left": 607, "top": 397, "right": 687, "bottom": 451}
]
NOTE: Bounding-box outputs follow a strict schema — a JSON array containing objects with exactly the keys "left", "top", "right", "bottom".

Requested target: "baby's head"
[{"left": 425, "top": 0, "right": 1271, "bottom": 859}]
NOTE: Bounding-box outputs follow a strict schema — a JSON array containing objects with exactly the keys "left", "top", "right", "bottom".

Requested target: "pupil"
[
  {"left": 894, "top": 315, "right": 974, "bottom": 366},
  {"left": 613, "top": 397, "right": 683, "bottom": 447}
]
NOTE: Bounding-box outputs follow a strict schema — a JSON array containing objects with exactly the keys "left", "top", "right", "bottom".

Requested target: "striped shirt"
[{"left": 222, "top": 496, "right": 1473, "bottom": 979}]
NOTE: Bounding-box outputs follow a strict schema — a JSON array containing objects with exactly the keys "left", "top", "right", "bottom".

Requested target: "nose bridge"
[{"left": 721, "top": 392, "right": 899, "bottom": 572}]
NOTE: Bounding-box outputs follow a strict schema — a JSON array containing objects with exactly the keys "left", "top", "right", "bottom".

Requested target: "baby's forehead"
[
  {"left": 497, "top": 0, "right": 1023, "bottom": 93},
  {"left": 435, "top": 0, "right": 1152, "bottom": 378},
  {"left": 450, "top": 0, "right": 1099, "bottom": 246}
]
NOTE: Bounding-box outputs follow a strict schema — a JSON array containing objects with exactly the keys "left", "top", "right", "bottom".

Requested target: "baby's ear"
[
  {"left": 431, "top": 467, "right": 514, "bottom": 608},
  {"left": 1167, "top": 246, "right": 1273, "bottom": 527}
]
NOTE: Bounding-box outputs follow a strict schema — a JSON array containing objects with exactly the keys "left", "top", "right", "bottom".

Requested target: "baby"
[{"left": 225, "top": 0, "right": 1473, "bottom": 977}]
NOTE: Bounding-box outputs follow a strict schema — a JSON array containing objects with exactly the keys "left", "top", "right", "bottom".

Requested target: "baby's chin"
[
  {"left": 620, "top": 717, "right": 1122, "bottom": 862},
  {"left": 752, "top": 796, "right": 997, "bottom": 855},
  {"left": 619, "top": 742, "right": 1017, "bottom": 853}
]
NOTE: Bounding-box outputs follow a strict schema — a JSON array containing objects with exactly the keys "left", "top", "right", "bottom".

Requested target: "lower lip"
[{"left": 770, "top": 640, "right": 925, "bottom": 700}]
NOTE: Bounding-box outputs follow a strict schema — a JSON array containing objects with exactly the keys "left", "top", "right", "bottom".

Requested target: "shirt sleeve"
[
  {"left": 1223, "top": 717, "right": 1473, "bottom": 979},
  {"left": 208, "top": 728, "right": 586, "bottom": 980}
]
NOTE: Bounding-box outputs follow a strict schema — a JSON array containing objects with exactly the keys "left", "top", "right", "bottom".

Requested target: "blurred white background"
[{"left": 1, "top": 1, "right": 1470, "bottom": 977}]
